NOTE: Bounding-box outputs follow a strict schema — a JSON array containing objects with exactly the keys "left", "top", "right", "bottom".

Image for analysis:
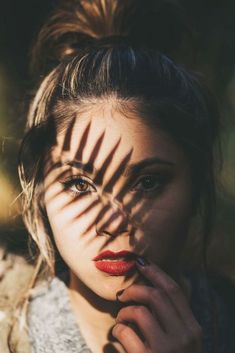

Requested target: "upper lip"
[{"left": 93, "top": 250, "right": 137, "bottom": 261}]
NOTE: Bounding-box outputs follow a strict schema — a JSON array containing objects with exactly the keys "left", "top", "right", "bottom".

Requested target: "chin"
[
  {"left": 93, "top": 273, "right": 139, "bottom": 301},
  {"left": 97, "top": 291, "right": 118, "bottom": 301}
]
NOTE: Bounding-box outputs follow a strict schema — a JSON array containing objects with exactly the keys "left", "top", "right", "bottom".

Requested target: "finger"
[
  {"left": 135, "top": 259, "right": 199, "bottom": 328},
  {"left": 117, "top": 284, "right": 185, "bottom": 335},
  {"left": 112, "top": 323, "right": 147, "bottom": 353},
  {"left": 116, "top": 305, "right": 165, "bottom": 347}
]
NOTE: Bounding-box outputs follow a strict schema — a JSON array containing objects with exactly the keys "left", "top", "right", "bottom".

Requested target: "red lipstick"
[{"left": 93, "top": 250, "right": 137, "bottom": 275}]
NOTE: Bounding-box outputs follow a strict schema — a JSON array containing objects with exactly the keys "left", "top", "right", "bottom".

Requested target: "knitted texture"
[
  {"left": 27, "top": 272, "right": 234, "bottom": 353},
  {"left": 28, "top": 277, "right": 92, "bottom": 353}
]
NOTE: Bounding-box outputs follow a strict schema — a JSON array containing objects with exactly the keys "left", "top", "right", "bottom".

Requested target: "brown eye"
[
  {"left": 139, "top": 176, "right": 157, "bottom": 189},
  {"left": 75, "top": 179, "right": 89, "bottom": 192},
  {"left": 61, "top": 176, "right": 96, "bottom": 195},
  {"left": 133, "top": 175, "right": 164, "bottom": 193}
]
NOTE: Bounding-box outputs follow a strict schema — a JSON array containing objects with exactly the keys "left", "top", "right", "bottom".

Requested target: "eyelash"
[
  {"left": 61, "top": 176, "right": 96, "bottom": 196},
  {"left": 131, "top": 175, "right": 167, "bottom": 194},
  {"left": 61, "top": 174, "right": 168, "bottom": 197}
]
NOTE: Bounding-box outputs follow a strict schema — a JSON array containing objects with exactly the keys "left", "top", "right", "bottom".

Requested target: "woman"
[{"left": 0, "top": 1, "right": 234, "bottom": 353}]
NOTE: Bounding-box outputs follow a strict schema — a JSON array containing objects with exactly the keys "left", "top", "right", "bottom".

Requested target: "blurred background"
[{"left": 0, "top": 0, "right": 234, "bottom": 277}]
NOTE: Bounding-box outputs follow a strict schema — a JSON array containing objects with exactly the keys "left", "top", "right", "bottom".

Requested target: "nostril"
[{"left": 96, "top": 211, "right": 130, "bottom": 237}]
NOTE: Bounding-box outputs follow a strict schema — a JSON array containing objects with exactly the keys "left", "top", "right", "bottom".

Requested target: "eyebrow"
[
  {"left": 51, "top": 157, "right": 175, "bottom": 177},
  {"left": 124, "top": 157, "right": 175, "bottom": 177},
  {"left": 51, "top": 160, "right": 97, "bottom": 175}
]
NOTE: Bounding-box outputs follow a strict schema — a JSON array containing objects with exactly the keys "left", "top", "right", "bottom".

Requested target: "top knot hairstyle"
[
  {"left": 19, "top": 0, "right": 221, "bottom": 279},
  {"left": 31, "top": 0, "right": 192, "bottom": 76}
]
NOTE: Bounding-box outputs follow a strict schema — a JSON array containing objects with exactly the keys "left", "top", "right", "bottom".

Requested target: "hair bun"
[{"left": 31, "top": 0, "right": 192, "bottom": 77}]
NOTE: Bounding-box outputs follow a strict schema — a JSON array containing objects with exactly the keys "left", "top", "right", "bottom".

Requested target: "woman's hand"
[{"left": 112, "top": 258, "right": 204, "bottom": 353}]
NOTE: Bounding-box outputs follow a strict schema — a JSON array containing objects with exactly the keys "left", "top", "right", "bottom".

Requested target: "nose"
[{"left": 95, "top": 200, "right": 130, "bottom": 237}]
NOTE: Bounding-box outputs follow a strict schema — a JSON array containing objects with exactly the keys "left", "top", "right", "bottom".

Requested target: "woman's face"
[{"left": 44, "top": 102, "right": 193, "bottom": 300}]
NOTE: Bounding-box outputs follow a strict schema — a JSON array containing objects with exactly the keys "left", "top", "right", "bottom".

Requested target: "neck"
[{"left": 68, "top": 271, "right": 126, "bottom": 353}]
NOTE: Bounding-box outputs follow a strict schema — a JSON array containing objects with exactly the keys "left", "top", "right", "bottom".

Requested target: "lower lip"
[{"left": 94, "top": 260, "right": 136, "bottom": 275}]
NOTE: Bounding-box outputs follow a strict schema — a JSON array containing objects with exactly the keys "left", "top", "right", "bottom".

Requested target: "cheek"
[
  {"left": 46, "top": 207, "right": 95, "bottom": 275},
  {"left": 44, "top": 180, "right": 102, "bottom": 238},
  {"left": 44, "top": 194, "right": 101, "bottom": 266},
  {"left": 133, "top": 180, "right": 193, "bottom": 263}
]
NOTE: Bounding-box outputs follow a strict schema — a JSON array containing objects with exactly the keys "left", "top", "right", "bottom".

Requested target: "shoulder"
[
  {"left": 186, "top": 270, "right": 235, "bottom": 353},
  {"left": 207, "top": 271, "right": 235, "bottom": 343},
  {"left": 0, "top": 249, "right": 34, "bottom": 353},
  {"left": 27, "top": 276, "right": 91, "bottom": 353},
  {"left": 207, "top": 271, "right": 235, "bottom": 309},
  {"left": 0, "top": 251, "right": 34, "bottom": 301}
]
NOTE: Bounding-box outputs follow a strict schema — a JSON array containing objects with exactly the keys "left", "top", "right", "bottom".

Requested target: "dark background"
[{"left": 0, "top": 0, "right": 235, "bottom": 277}]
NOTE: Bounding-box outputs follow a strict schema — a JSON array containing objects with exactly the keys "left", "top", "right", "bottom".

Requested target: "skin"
[{"left": 43, "top": 100, "right": 203, "bottom": 353}]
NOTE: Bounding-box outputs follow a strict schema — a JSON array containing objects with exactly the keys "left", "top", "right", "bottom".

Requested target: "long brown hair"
[{"left": 9, "top": 1, "right": 222, "bottom": 351}]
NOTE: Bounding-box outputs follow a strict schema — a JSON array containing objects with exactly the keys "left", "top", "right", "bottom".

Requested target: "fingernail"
[
  {"left": 116, "top": 289, "right": 124, "bottom": 300},
  {"left": 136, "top": 256, "right": 150, "bottom": 266}
]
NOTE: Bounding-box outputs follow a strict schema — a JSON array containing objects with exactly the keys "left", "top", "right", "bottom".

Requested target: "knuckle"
[
  {"left": 165, "top": 340, "right": 177, "bottom": 353},
  {"left": 166, "top": 281, "right": 180, "bottom": 295},
  {"left": 113, "top": 324, "right": 129, "bottom": 339},
  {"left": 128, "top": 284, "right": 139, "bottom": 293},
  {"left": 133, "top": 305, "right": 148, "bottom": 318},
  {"left": 150, "top": 287, "right": 163, "bottom": 302},
  {"left": 180, "top": 326, "right": 203, "bottom": 348},
  {"left": 117, "top": 306, "right": 130, "bottom": 317},
  {"left": 193, "top": 324, "right": 203, "bottom": 339},
  {"left": 123, "top": 284, "right": 137, "bottom": 296},
  {"left": 181, "top": 333, "right": 192, "bottom": 347}
]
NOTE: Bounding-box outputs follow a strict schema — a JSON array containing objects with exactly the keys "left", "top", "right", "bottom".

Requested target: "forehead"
[{"left": 52, "top": 106, "right": 186, "bottom": 169}]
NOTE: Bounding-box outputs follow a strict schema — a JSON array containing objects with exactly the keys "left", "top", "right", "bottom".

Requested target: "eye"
[
  {"left": 61, "top": 176, "right": 96, "bottom": 196},
  {"left": 132, "top": 175, "right": 166, "bottom": 193}
]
